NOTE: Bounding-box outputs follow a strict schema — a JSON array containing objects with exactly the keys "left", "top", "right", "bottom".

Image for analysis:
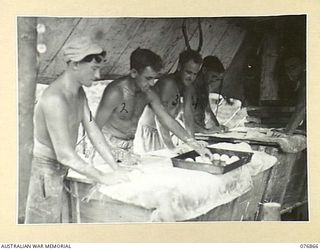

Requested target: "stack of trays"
[{"left": 171, "top": 148, "right": 253, "bottom": 175}]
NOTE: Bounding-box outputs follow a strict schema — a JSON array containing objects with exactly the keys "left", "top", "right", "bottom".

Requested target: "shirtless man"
[
  {"left": 136, "top": 49, "right": 208, "bottom": 153},
  {"left": 281, "top": 54, "right": 306, "bottom": 134},
  {"left": 25, "top": 37, "right": 129, "bottom": 224},
  {"left": 95, "top": 48, "right": 211, "bottom": 159},
  {"left": 272, "top": 53, "right": 306, "bottom": 137},
  {"left": 192, "top": 55, "right": 227, "bottom": 133}
]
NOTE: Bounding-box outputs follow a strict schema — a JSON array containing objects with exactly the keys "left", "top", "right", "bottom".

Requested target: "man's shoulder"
[
  {"left": 158, "top": 74, "right": 177, "bottom": 83},
  {"left": 108, "top": 76, "right": 131, "bottom": 90},
  {"left": 100, "top": 78, "right": 128, "bottom": 104},
  {"left": 39, "top": 87, "right": 68, "bottom": 112},
  {"left": 156, "top": 74, "right": 178, "bottom": 90},
  {"left": 145, "top": 88, "right": 160, "bottom": 101},
  {"left": 104, "top": 78, "right": 125, "bottom": 95},
  {"left": 193, "top": 75, "right": 203, "bottom": 87},
  {"left": 41, "top": 85, "right": 64, "bottom": 102}
]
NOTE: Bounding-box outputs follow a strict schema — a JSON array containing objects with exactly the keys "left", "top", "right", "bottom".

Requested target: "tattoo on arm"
[
  {"left": 120, "top": 102, "right": 128, "bottom": 113},
  {"left": 192, "top": 96, "right": 199, "bottom": 109},
  {"left": 171, "top": 94, "right": 180, "bottom": 106}
]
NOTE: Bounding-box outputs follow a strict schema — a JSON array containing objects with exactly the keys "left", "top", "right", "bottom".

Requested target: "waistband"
[
  {"left": 140, "top": 123, "right": 158, "bottom": 133},
  {"left": 33, "top": 138, "right": 57, "bottom": 160},
  {"left": 32, "top": 154, "right": 68, "bottom": 174},
  {"left": 101, "top": 127, "right": 134, "bottom": 150},
  {"left": 102, "top": 126, "right": 134, "bottom": 141}
]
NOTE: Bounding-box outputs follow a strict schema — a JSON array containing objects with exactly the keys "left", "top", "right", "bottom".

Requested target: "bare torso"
[
  {"left": 139, "top": 75, "right": 182, "bottom": 129},
  {"left": 100, "top": 77, "right": 150, "bottom": 139},
  {"left": 34, "top": 78, "right": 85, "bottom": 151},
  {"left": 140, "top": 75, "right": 182, "bottom": 128},
  {"left": 192, "top": 76, "right": 210, "bottom": 127}
]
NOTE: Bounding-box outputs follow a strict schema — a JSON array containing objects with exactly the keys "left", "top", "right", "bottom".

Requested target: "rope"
[{"left": 182, "top": 18, "right": 203, "bottom": 52}]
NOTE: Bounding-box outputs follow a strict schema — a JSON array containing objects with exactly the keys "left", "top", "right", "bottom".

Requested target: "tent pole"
[{"left": 18, "top": 17, "right": 38, "bottom": 223}]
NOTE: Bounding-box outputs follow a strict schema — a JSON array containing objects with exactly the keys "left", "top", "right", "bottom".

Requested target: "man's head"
[
  {"left": 130, "top": 48, "right": 163, "bottom": 92},
  {"left": 62, "top": 36, "right": 106, "bottom": 87},
  {"left": 201, "top": 56, "right": 225, "bottom": 86},
  {"left": 177, "top": 49, "right": 203, "bottom": 87},
  {"left": 283, "top": 54, "right": 305, "bottom": 82}
]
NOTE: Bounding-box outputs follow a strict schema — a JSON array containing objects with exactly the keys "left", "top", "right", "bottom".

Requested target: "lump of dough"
[
  {"left": 185, "top": 158, "right": 194, "bottom": 162},
  {"left": 195, "top": 156, "right": 212, "bottom": 164},
  {"left": 212, "top": 153, "right": 221, "bottom": 161},
  {"left": 220, "top": 154, "right": 230, "bottom": 162},
  {"left": 230, "top": 155, "right": 240, "bottom": 163}
]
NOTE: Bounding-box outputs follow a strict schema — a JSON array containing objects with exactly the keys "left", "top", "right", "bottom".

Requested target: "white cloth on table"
[
  {"left": 68, "top": 142, "right": 277, "bottom": 222},
  {"left": 97, "top": 160, "right": 253, "bottom": 222}
]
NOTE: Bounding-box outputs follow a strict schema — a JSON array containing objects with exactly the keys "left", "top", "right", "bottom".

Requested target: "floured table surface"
[{"left": 67, "top": 142, "right": 277, "bottom": 222}]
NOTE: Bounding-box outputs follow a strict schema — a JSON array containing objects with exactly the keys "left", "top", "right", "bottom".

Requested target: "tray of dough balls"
[{"left": 171, "top": 148, "right": 253, "bottom": 175}]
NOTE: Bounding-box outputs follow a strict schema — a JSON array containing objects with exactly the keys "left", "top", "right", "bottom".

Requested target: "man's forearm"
[
  {"left": 194, "top": 122, "right": 209, "bottom": 134},
  {"left": 183, "top": 94, "right": 195, "bottom": 137},
  {"left": 154, "top": 106, "right": 192, "bottom": 143},
  {"left": 87, "top": 123, "right": 119, "bottom": 169},
  {"left": 206, "top": 105, "right": 220, "bottom": 126},
  {"left": 184, "top": 115, "right": 195, "bottom": 138},
  {"left": 58, "top": 151, "right": 105, "bottom": 183},
  {"left": 210, "top": 112, "right": 220, "bottom": 126},
  {"left": 285, "top": 105, "right": 306, "bottom": 134},
  {"left": 155, "top": 117, "right": 175, "bottom": 149}
]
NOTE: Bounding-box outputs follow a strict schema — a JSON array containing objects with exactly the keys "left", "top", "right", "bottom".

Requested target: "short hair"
[
  {"left": 130, "top": 48, "right": 163, "bottom": 73},
  {"left": 178, "top": 49, "right": 203, "bottom": 68},
  {"left": 202, "top": 56, "right": 225, "bottom": 73}
]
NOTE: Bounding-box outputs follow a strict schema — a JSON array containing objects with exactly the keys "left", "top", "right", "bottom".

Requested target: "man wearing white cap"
[{"left": 25, "top": 36, "right": 129, "bottom": 224}]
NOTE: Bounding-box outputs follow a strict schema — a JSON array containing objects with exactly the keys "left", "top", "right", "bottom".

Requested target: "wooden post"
[
  {"left": 260, "top": 30, "right": 280, "bottom": 101},
  {"left": 18, "top": 17, "right": 38, "bottom": 223},
  {"left": 260, "top": 202, "right": 281, "bottom": 221}
]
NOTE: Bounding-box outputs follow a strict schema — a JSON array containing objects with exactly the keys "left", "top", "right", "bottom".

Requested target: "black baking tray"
[{"left": 171, "top": 148, "right": 253, "bottom": 175}]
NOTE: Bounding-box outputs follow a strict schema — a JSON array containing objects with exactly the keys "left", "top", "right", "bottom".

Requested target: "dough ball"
[
  {"left": 225, "top": 158, "right": 233, "bottom": 165},
  {"left": 212, "top": 153, "right": 221, "bottom": 161},
  {"left": 185, "top": 158, "right": 194, "bottom": 162},
  {"left": 219, "top": 161, "right": 227, "bottom": 167},
  {"left": 195, "top": 156, "right": 202, "bottom": 162},
  {"left": 220, "top": 154, "right": 230, "bottom": 162},
  {"left": 195, "top": 156, "right": 212, "bottom": 164},
  {"left": 230, "top": 155, "right": 240, "bottom": 163}
]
